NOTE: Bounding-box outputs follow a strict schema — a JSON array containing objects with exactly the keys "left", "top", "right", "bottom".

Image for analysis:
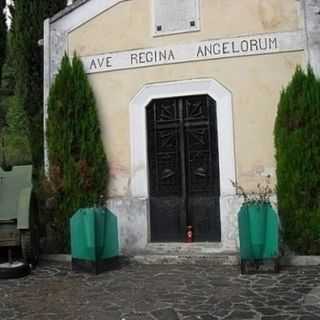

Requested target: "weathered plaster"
[
  {"left": 106, "top": 197, "right": 149, "bottom": 255},
  {"left": 302, "top": 0, "right": 320, "bottom": 75},
  {"left": 107, "top": 195, "right": 242, "bottom": 254}
]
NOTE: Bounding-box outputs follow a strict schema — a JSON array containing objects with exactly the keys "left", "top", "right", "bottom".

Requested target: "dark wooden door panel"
[
  {"left": 147, "top": 98, "right": 184, "bottom": 242},
  {"left": 184, "top": 96, "right": 220, "bottom": 241},
  {"left": 147, "top": 95, "right": 221, "bottom": 242},
  {"left": 147, "top": 101, "right": 181, "bottom": 197},
  {"left": 188, "top": 196, "right": 221, "bottom": 242},
  {"left": 150, "top": 197, "right": 184, "bottom": 242}
]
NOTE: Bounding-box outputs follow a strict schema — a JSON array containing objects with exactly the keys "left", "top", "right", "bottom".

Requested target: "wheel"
[
  {"left": 21, "top": 230, "right": 39, "bottom": 268},
  {"left": 240, "top": 260, "right": 248, "bottom": 274},
  {"left": 274, "top": 258, "right": 280, "bottom": 273},
  {"left": 0, "top": 261, "right": 30, "bottom": 279}
]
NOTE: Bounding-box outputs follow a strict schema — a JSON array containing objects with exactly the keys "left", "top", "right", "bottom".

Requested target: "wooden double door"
[{"left": 147, "top": 95, "right": 221, "bottom": 242}]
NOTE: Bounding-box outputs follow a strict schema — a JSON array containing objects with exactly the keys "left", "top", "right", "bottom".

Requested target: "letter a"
[
  {"left": 197, "top": 46, "right": 205, "bottom": 57},
  {"left": 90, "top": 59, "right": 97, "bottom": 70}
]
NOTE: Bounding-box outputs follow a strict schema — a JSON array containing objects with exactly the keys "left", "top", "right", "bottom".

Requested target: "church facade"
[{"left": 44, "top": 0, "right": 320, "bottom": 255}]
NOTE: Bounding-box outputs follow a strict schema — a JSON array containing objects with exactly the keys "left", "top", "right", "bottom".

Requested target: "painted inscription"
[
  {"left": 131, "top": 49, "right": 175, "bottom": 65},
  {"left": 82, "top": 31, "right": 303, "bottom": 74},
  {"left": 90, "top": 56, "right": 112, "bottom": 71},
  {"left": 197, "top": 37, "right": 278, "bottom": 57}
]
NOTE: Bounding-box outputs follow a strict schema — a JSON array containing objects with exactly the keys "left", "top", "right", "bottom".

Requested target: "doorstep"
[
  {"left": 130, "top": 242, "right": 239, "bottom": 265},
  {"left": 144, "top": 242, "right": 229, "bottom": 254},
  {"left": 131, "top": 254, "right": 239, "bottom": 265}
]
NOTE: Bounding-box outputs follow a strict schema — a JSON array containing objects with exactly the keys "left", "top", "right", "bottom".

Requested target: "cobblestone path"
[{"left": 1, "top": 262, "right": 320, "bottom": 319}]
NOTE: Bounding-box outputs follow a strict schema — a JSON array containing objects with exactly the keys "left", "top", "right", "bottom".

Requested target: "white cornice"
[{"left": 50, "top": 0, "right": 130, "bottom": 33}]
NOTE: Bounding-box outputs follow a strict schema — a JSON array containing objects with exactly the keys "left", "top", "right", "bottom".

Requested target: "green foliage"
[
  {"left": 274, "top": 66, "right": 320, "bottom": 254},
  {"left": 0, "top": 0, "right": 6, "bottom": 86},
  {"left": 10, "top": 0, "right": 67, "bottom": 182},
  {"left": 0, "top": 34, "right": 15, "bottom": 95},
  {"left": 0, "top": 17, "right": 31, "bottom": 166},
  {"left": 1, "top": 96, "right": 31, "bottom": 165},
  {"left": 0, "top": 32, "right": 17, "bottom": 128},
  {"left": 0, "top": 0, "right": 7, "bottom": 129},
  {"left": 6, "top": 96, "right": 29, "bottom": 137},
  {"left": 0, "top": 54, "right": 31, "bottom": 166},
  {"left": 46, "top": 54, "right": 108, "bottom": 252},
  {"left": 0, "top": 29, "right": 31, "bottom": 166}
]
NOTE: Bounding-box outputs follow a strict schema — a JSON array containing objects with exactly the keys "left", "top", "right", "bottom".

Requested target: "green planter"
[
  {"left": 238, "top": 203, "right": 280, "bottom": 273},
  {"left": 70, "top": 207, "right": 120, "bottom": 274}
]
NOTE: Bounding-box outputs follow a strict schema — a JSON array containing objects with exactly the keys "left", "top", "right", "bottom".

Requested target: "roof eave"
[{"left": 49, "top": 0, "right": 91, "bottom": 24}]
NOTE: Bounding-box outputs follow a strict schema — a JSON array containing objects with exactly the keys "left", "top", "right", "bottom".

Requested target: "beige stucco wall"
[{"left": 68, "top": 0, "right": 304, "bottom": 197}]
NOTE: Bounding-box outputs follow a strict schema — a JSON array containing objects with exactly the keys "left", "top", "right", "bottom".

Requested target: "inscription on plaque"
[
  {"left": 130, "top": 49, "right": 175, "bottom": 65},
  {"left": 82, "top": 31, "right": 304, "bottom": 74},
  {"left": 196, "top": 37, "right": 278, "bottom": 57},
  {"left": 90, "top": 56, "right": 112, "bottom": 71}
]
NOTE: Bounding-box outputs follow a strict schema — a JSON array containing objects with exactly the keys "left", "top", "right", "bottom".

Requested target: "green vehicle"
[{"left": 0, "top": 164, "right": 40, "bottom": 278}]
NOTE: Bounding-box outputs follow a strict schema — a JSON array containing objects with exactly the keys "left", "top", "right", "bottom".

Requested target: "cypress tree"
[
  {"left": 0, "top": 0, "right": 6, "bottom": 86},
  {"left": 47, "top": 54, "right": 108, "bottom": 252},
  {"left": 274, "top": 66, "right": 320, "bottom": 254},
  {"left": 10, "top": 0, "right": 66, "bottom": 183},
  {"left": 0, "top": 29, "right": 31, "bottom": 165}
]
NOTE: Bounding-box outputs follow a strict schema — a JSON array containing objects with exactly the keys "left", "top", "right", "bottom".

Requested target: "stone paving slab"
[{"left": 1, "top": 262, "right": 320, "bottom": 319}]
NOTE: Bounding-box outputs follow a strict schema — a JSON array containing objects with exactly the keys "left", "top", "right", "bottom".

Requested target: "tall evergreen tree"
[
  {"left": 0, "top": 0, "right": 6, "bottom": 87},
  {"left": 10, "top": 0, "right": 66, "bottom": 183},
  {"left": 0, "top": 30, "right": 31, "bottom": 166},
  {"left": 274, "top": 66, "right": 320, "bottom": 254},
  {"left": 0, "top": 32, "right": 15, "bottom": 128},
  {"left": 47, "top": 54, "right": 108, "bottom": 251}
]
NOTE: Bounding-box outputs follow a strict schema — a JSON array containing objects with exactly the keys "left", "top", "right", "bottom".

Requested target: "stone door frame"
[
  {"left": 130, "top": 78, "right": 236, "bottom": 198},
  {"left": 129, "top": 78, "right": 237, "bottom": 248}
]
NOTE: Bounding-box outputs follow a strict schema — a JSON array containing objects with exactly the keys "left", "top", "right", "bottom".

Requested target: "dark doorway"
[{"left": 147, "top": 95, "right": 221, "bottom": 242}]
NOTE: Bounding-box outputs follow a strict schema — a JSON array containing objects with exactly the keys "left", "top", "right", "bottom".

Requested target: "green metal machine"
[
  {"left": 238, "top": 203, "right": 280, "bottom": 274},
  {"left": 0, "top": 164, "right": 39, "bottom": 276}
]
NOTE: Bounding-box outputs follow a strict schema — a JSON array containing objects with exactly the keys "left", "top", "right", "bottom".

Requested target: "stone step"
[
  {"left": 130, "top": 242, "right": 239, "bottom": 265},
  {"left": 131, "top": 253, "right": 239, "bottom": 265},
  {"left": 144, "top": 242, "right": 237, "bottom": 255}
]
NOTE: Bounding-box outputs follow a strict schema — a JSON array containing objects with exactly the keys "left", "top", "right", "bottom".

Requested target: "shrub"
[
  {"left": 46, "top": 54, "right": 108, "bottom": 252},
  {"left": 274, "top": 66, "right": 320, "bottom": 254},
  {"left": 10, "top": 0, "right": 67, "bottom": 183},
  {"left": 0, "top": 0, "right": 6, "bottom": 85},
  {"left": 1, "top": 96, "right": 31, "bottom": 166}
]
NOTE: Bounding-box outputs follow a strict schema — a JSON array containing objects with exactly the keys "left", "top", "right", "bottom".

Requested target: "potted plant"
[{"left": 232, "top": 177, "right": 280, "bottom": 274}]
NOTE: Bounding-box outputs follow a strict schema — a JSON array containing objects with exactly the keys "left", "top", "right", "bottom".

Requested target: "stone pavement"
[{"left": 1, "top": 262, "right": 320, "bottom": 320}]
